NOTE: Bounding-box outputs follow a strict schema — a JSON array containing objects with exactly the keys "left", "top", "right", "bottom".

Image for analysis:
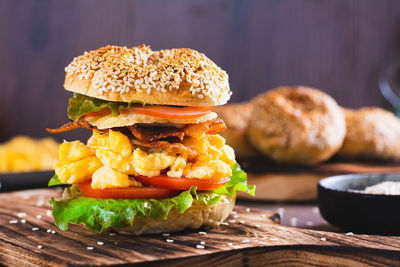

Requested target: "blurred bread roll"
[
  {"left": 213, "top": 102, "right": 259, "bottom": 158},
  {"left": 338, "top": 107, "right": 400, "bottom": 161},
  {"left": 248, "top": 86, "right": 346, "bottom": 165}
]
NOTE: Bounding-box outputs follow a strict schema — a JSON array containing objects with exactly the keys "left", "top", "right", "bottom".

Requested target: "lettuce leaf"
[
  {"left": 48, "top": 174, "right": 65, "bottom": 186},
  {"left": 49, "top": 163, "right": 255, "bottom": 232},
  {"left": 67, "top": 93, "right": 144, "bottom": 120}
]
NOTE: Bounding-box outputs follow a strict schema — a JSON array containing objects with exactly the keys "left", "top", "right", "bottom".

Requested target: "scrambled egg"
[
  {"left": 55, "top": 129, "right": 235, "bottom": 189},
  {"left": 0, "top": 136, "right": 59, "bottom": 173}
]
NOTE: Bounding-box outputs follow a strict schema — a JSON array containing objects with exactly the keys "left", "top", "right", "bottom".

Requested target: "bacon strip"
[
  {"left": 46, "top": 120, "right": 95, "bottom": 134},
  {"left": 130, "top": 138, "right": 198, "bottom": 160},
  {"left": 128, "top": 125, "right": 185, "bottom": 142},
  {"left": 128, "top": 119, "right": 226, "bottom": 142}
]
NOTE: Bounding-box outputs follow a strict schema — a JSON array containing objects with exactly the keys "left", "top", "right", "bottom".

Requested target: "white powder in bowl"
[{"left": 361, "top": 181, "right": 400, "bottom": 195}]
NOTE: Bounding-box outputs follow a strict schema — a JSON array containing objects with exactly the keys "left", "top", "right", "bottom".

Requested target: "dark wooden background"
[{"left": 1, "top": 0, "right": 400, "bottom": 141}]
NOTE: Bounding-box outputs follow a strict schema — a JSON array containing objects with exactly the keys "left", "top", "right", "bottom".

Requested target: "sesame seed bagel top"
[{"left": 64, "top": 45, "right": 231, "bottom": 106}]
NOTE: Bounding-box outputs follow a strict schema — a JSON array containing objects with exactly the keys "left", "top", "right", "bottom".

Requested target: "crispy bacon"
[
  {"left": 128, "top": 119, "right": 226, "bottom": 142},
  {"left": 183, "top": 118, "right": 226, "bottom": 138},
  {"left": 46, "top": 120, "right": 95, "bottom": 134},
  {"left": 130, "top": 138, "right": 198, "bottom": 160},
  {"left": 128, "top": 125, "right": 185, "bottom": 142}
]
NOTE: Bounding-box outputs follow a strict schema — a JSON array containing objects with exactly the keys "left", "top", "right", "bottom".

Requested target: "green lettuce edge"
[
  {"left": 67, "top": 93, "right": 145, "bottom": 120},
  {"left": 49, "top": 163, "right": 255, "bottom": 232}
]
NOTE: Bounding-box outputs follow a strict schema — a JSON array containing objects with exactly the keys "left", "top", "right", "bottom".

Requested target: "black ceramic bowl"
[{"left": 318, "top": 173, "right": 400, "bottom": 235}]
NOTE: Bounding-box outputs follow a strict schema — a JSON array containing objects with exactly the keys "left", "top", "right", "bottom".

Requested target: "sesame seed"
[
  {"left": 227, "top": 243, "right": 233, "bottom": 246},
  {"left": 9, "top": 220, "right": 18, "bottom": 224},
  {"left": 37, "top": 245, "right": 43, "bottom": 249},
  {"left": 17, "top": 212, "right": 27, "bottom": 218},
  {"left": 21, "top": 219, "right": 26, "bottom": 223},
  {"left": 32, "top": 227, "right": 39, "bottom": 231},
  {"left": 47, "top": 229, "right": 51, "bottom": 233},
  {"left": 245, "top": 208, "right": 251, "bottom": 212},
  {"left": 321, "top": 237, "right": 326, "bottom": 241},
  {"left": 233, "top": 245, "right": 241, "bottom": 249},
  {"left": 114, "top": 242, "right": 118, "bottom": 245},
  {"left": 346, "top": 232, "right": 354, "bottom": 236},
  {"left": 270, "top": 237, "right": 278, "bottom": 241},
  {"left": 97, "top": 242, "right": 104, "bottom": 245},
  {"left": 87, "top": 247, "right": 94, "bottom": 250},
  {"left": 109, "top": 233, "right": 117, "bottom": 236},
  {"left": 233, "top": 215, "right": 239, "bottom": 219},
  {"left": 51, "top": 230, "right": 56, "bottom": 234},
  {"left": 200, "top": 241, "right": 205, "bottom": 245},
  {"left": 199, "top": 231, "right": 207, "bottom": 235},
  {"left": 239, "top": 220, "right": 246, "bottom": 224},
  {"left": 162, "top": 233, "right": 170, "bottom": 237},
  {"left": 196, "top": 245, "right": 205, "bottom": 249},
  {"left": 242, "top": 240, "right": 250, "bottom": 243},
  {"left": 228, "top": 220, "right": 236, "bottom": 223},
  {"left": 36, "top": 215, "right": 42, "bottom": 219},
  {"left": 166, "top": 239, "right": 174, "bottom": 243}
]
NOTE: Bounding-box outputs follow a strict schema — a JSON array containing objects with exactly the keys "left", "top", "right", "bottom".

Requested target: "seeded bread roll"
[
  {"left": 338, "top": 107, "right": 400, "bottom": 161},
  {"left": 248, "top": 86, "right": 346, "bottom": 165},
  {"left": 213, "top": 103, "right": 259, "bottom": 158},
  {"left": 115, "top": 195, "right": 235, "bottom": 235},
  {"left": 64, "top": 45, "right": 231, "bottom": 106}
]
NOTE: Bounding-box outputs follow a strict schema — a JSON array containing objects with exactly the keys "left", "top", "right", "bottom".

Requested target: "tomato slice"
[
  {"left": 135, "top": 175, "right": 230, "bottom": 190},
  {"left": 78, "top": 181, "right": 179, "bottom": 199},
  {"left": 84, "top": 105, "right": 211, "bottom": 119}
]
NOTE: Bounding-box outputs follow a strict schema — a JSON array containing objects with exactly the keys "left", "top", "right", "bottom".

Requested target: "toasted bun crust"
[
  {"left": 338, "top": 107, "right": 400, "bottom": 161},
  {"left": 114, "top": 195, "right": 235, "bottom": 235},
  {"left": 248, "top": 86, "right": 346, "bottom": 165},
  {"left": 213, "top": 103, "right": 259, "bottom": 158},
  {"left": 64, "top": 45, "right": 231, "bottom": 106}
]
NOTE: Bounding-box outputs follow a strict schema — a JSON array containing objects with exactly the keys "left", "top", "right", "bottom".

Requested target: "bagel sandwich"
[{"left": 47, "top": 45, "right": 255, "bottom": 234}]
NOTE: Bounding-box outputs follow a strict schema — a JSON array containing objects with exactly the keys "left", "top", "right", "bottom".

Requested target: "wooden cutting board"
[
  {"left": 239, "top": 160, "right": 400, "bottom": 201},
  {"left": 0, "top": 189, "right": 400, "bottom": 266}
]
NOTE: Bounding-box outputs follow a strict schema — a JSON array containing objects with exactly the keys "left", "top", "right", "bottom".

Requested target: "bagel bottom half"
[{"left": 115, "top": 195, "right": 235, "bottom": 235}]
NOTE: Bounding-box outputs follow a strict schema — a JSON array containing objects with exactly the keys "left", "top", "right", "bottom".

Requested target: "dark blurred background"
[{"left": 1, "top": 0, "right": 400, "bottom": 142}]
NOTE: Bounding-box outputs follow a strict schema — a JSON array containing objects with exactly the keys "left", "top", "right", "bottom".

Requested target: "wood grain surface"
[
  {"left": 0, "top": 189, "right": 400, "bottom": 266},
  {"left": 1, "top": 0, "right": 400, "bottom": 141},
  {"left": 239, "top": 160, "right": 400, "bottom": 201}
]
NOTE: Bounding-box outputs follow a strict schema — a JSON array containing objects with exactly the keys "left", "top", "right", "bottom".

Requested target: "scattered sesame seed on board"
[
  {"left": 239, "top": 220, "right": 246, "bottom": 224},
  {"left": 196, "top": 245, "right": 205, "bottom": 249},
  {"left": 227, "top": 243, "right": 233, "bottom": 246},
  {"left": 9, "top": 220, "right": 18, "bottom": 224},
  {"left": 87, "top": 247, "right": 94, "bottom": 250},
  {"left": 109, "top": 233, "right": 117, "bottom": 236},
  {"left": 37, "top": 245, "right": 43, "bottom": 249},
  {"left": 166, "top": 239, "right": 174, "bottom": 243},
  {"left": 245, "top": 208, "right": 251, "bottom": 212},
  {"left": 233, "top": 215, "right": 239, "bottom": 219},
  {"left": 346, "top": 232, "right": 354, "bottom": 236},
  {"left": 321, "top": 237, "right": 327, "bottom": 241},
  {"left": 17, "top": 212, "right": 26, "bottom": 218},
  {"left": 200, "top": 241, "right": 205, "bottom": 245},
  {"left": 228, "top": 220, "right": 236, "bottom": 223},
  {"left": 233, "top": 245, "right": 241, "bottom": 249},
  {"left": 32, "top": 227, "right": 39, "bottom": 231},
  {"left": 269, "top": 237, "right": 278, "bottom": 241},
  {"left": 47, "top": 229, "right": 51, "bottom": 233},
  {"left": 199, "top": 231, "right": 207, "bottom": 235},
  {"left": 21, "top": 219, "right": 26, "bottom": 223},
  {"left": 242, "top": 240, "right": 250, "bottom": 243},
  {"left": 51, "top": 230, "right": 56, "bottom": 234},
  {"left": 162, "top": 233, "right": 170, "bottom": 237},
  {"left": 97, "top": 242, "right": 104, "bottom": 246},
  {"left": 36, "top": 215, "right": 42, "bottom": 219}
]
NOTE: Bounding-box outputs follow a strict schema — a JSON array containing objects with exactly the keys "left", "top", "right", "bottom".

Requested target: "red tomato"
[
  {"left": 134, "top": 175, "right": 230, "bottom": 190},
  {"left": 84, "top": 105, "right": 211, "bottom": 119},
  {"left": 78, "top": 181, "right": 179, "bottom": 199}
]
